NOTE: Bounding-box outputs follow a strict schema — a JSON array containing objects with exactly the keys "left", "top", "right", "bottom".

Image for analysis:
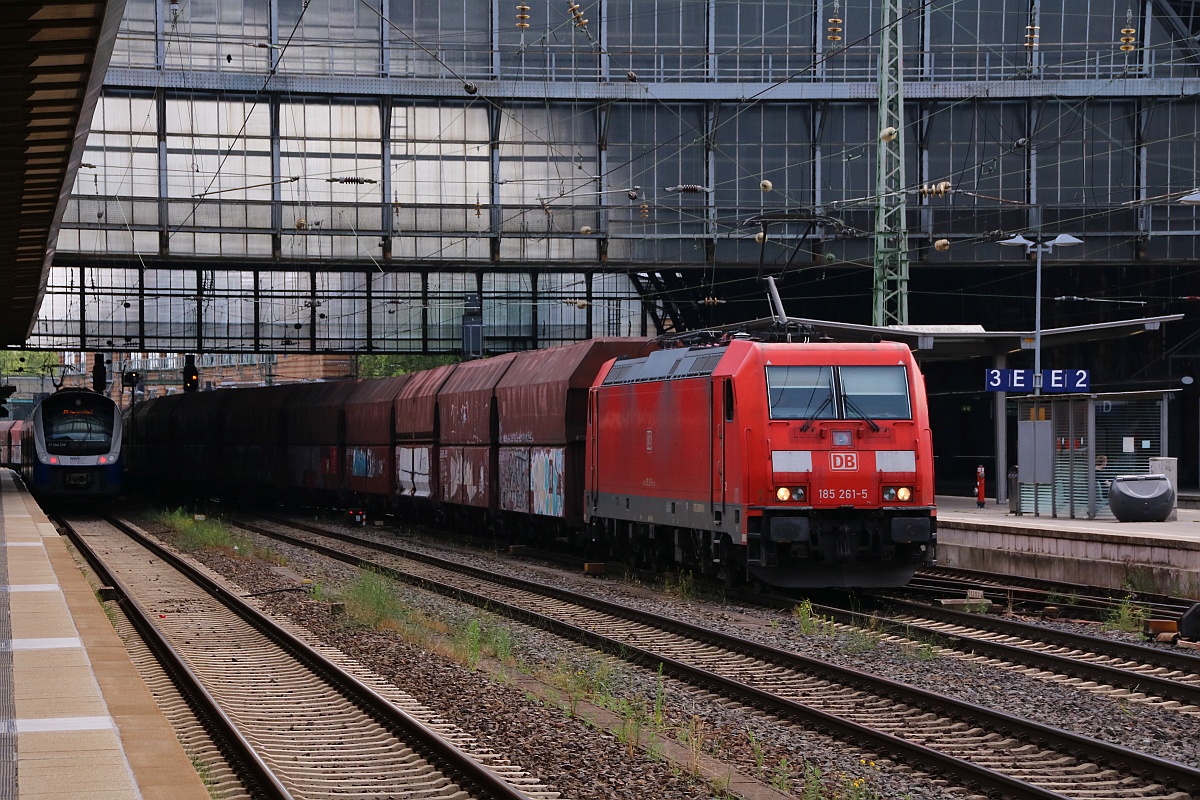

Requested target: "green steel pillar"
[{"left": 873, "top": 0, "right": 908, "bottom": 326}]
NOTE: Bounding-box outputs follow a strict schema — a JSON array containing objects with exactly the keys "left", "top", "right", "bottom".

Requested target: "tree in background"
[
  {"left": 0, "top": 351, "right": 59, "bottom": 379},
  {"left": 354, "top": 353, "right": 460, "bottom": 378}
]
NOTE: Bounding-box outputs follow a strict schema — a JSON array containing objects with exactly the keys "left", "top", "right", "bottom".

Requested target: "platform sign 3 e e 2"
[{"left": 984, "top": 368, "right": 1089, "bottom": 393}]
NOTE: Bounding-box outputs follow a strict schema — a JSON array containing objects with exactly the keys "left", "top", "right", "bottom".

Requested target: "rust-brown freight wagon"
[
  {"left": 130, "top": 393, "right": 188, "bottom": 496},
  {"left": 435, "top": 354, "right": 517, "bottom": 517},
  {"left": 393, "top": 363, "right": 458, "bottom": 514},
  {"left": 495, "top": 339, "right": 653, "bottom": 539},
  {"left": 0, "top": 421, "right": 14, "bottom": 467},
  {"left": 220, "top": 384, "right": 305, "bottom": 502},
  {"left": 282, "top": 381, "right": 359, "bottom": 503},
  {"left": 342, "top": 375, "right": 411, "bottom": 507},
  {"left": 173, "top": 389, "right": 236, "bottom": 497}
]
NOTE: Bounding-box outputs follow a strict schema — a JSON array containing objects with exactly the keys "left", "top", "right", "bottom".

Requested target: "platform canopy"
[
  {"left": 0, "top": 0, "right": 124, "bottom": 346},
  {"left": 787, "top": 315, "right": 1187, "bottom": 362}
]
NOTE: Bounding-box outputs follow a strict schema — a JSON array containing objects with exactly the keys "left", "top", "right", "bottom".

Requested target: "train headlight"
[
  {"left": 776, "top": 487, "right": 791, "bottom": 501},
  {"left": 897, "top": 486, "right": 912, "bottom": 501},
  {"left": 792, "top": 486, "right": 806, "bottom": 502},
  {"left": 883, "top": 487, "right": 897, "bottom": 501}
]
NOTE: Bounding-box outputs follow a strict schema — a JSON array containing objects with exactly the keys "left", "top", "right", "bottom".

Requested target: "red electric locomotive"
[{"left": 586, "top": 339, "right": 936, "bottom": 588}]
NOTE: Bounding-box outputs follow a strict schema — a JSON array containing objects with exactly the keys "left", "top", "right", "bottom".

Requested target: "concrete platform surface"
[
  {"left": 935, "top": 493, "right": 1200, "bottom": 598},
  {"left": 0, "top": 470, "right": 209, "bottom": 800}
]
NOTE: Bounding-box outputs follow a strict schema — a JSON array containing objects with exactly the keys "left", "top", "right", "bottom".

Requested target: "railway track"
[
  {"left": 905, "top": 566, "right": 1197, "bottom": 622},
  {"left": 800, "top": 595, "right": 1200, "bottom": 710},
  {"left": 235, "top": 514, "right": 1200, "bottom": 800},
  {"left": 59, "top": 514, "right": 554, "bottom": 800}
]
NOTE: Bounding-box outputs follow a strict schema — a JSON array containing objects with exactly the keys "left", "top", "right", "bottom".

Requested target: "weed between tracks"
[
  {"left": 155, "top": 508, "right": 276, "bottom": 561},
  {"left": 1103, "top": 595, "right": 1151, "bottom": 634}
]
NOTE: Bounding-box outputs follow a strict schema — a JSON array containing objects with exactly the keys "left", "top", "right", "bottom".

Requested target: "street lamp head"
[
  {"left": 1048, "top": 233, "right": 1082, "bottom": 247},
  {"left": 998, "top": 234, "right": 1035, "bottom": 247}
]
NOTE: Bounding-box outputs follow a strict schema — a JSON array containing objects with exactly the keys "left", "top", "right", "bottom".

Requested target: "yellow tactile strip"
[{"left": 1, "top": 471, "right": 208, "bottom": 800}]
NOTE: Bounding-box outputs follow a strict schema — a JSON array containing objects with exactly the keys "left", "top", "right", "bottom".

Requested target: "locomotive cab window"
[
  {"left": 766, "top": 366, "right": 836, "bottom": 420},
  {"left": 839, "top": 366, "right": 911, "bottom": 420},
  {"left": 42, "top": 395, "right": 115, "bottom": 455}
]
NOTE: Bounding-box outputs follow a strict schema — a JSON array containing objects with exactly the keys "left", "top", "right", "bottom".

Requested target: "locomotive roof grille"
[{"left": 602, "top": 347, "right": 728, "bottom": 386}]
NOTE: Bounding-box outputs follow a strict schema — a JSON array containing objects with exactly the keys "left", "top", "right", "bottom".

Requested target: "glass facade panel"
[{"left": 33, "top": 0, "right": 1200, "bottom": 353}]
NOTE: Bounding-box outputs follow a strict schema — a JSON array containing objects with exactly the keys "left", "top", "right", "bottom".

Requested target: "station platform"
[
  {"left": 936, "top": 493, "right": 1200, "bottom": 599},
  {"left": 0, "top": 470, "right": 207, "bottom": 800}
]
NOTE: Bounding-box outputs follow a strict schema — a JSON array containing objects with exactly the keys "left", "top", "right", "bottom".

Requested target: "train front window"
[
  {"left": 839, "top": 366, "right": 911, "bottom": 420},
  {"left": 43, "top": 395, "right": 115, "bottom": 455},
  {"left": 766, "top": 366, "right": 836, "bottom": 420}
]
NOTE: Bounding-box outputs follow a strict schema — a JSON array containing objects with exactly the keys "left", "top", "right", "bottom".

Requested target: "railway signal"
[{"left": 182, "top": 354, "right": 199, "bottom": 393}]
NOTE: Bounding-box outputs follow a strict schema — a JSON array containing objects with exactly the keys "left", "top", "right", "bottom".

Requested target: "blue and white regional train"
[{"left": 20, "top": 388, "right": 123, "bottom": 504}]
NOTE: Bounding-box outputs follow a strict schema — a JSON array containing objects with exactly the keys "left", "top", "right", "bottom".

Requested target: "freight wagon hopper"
[
  {"left": 221, "top": 383, "right": 308, "bottom": 502},
  {"left": 435, "top": 354, "right": 518, "bottom": 523},
  {"left": 587, "top": 339, "right": 936, "bottom": 589},
  {"left": 343, "top": 376, "right": 412, "bottom": 507},
  {"left": 0, "top": 420, "right": 23, "bottom": 468},
  {"left": 282, "top": 382, "right": 360, "bottom": 504},
  {"left": 393, "top": 363, "right": 458, "bottom": 519},
  {"left": 494, "top": 338, "right": 653, "bottom": 545}
]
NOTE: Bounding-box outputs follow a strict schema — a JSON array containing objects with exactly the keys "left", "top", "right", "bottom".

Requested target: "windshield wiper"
[
  {"left": 843, "top": 395, "right": 881, "bottom": 432},
  {"left": 798, "top": 394, "right": 833, "bottom": 432}
]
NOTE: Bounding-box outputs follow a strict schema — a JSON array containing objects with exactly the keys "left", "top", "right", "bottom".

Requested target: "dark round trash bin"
[{"left": 1107, "top": 474, "right": 1175, "bottom": 522}]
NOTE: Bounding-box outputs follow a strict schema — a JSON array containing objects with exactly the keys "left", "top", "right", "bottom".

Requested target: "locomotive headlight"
[
  {"left": 792, "top": 486, "right": 806, "bottom": 502},
  {"left": 897, "top": 486, "right": 912, "bottom": 501},
  {"left": 882, "top": 487, "right": 897, "bottom": 501},
  {"left": 776, "top": 486, "right": 792, "bottom": 501}
]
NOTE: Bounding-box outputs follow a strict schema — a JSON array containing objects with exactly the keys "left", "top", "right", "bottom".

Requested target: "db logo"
[{"left": 829, "top": 452, "right": 858, "bottom": 471}]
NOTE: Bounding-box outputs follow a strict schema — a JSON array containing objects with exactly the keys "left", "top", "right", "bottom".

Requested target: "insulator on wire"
[
  {"left": 1119, "top": 9, "right": 1137, "bottom": 52},
  {"left": 516, "top": 4, "right": 530, "bottom": 28},
  {"left": 1025, "top": 24, "right": 1039, "bottom": 48},
  {"left": 920, "top": 181, "right": 952, "bottom": 198},
  {"left": 702, "top": 296, "right": 725, "bottom": 306},
  {"left": 639, "top": 202, "right": 649, "bottom": 219},
  {"left": 827, "top": 0, "right": 842, "bottom": 42},
  {"left": 666, "top": 184, "right": 707, "bottom": 193},
  {"left": 326, "top": 176, "right": 376, "bottom": 184},
  {"left": 568, "top": 1, "right": 587, "bottom": 28}
]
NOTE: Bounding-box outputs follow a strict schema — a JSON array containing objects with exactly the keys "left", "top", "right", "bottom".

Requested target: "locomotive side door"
[
  {"left": 587, "top": 389, "right": 599, "bottom": 512},
  {"left": 712, "top": 377, "right": 731, "bottom": 523}
]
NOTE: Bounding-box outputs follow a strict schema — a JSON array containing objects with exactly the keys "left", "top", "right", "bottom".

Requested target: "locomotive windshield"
[
  {"left": 839, "top": 366, "right": 911, "bottom": 419},
  {"left": 765, "top": 366, "right": 836, "bottom": 420},
  {"left": 766, "top": 365, "right": 910, "bottom": 421},
  {"left": 41, "top": 393, "right": 115, "bottom": 455}
]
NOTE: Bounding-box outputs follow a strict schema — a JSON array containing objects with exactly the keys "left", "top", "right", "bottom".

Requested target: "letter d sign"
[{"left": 830, "top": 452, "right": 858, "bottom": 471}]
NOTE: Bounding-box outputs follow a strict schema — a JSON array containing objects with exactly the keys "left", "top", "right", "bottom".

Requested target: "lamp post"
[{"left": 998, "top": 232, "right": 1083, "bottom": 394}]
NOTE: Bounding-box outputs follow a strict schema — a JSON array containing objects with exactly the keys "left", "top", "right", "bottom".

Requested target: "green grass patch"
[
  {"left": 1104, "top": 596, "right": 1151, "bottom": 634},
  {"left": 156, "top": 508, "right": 251, "bottom": 554},
  {"left": 340, "top": 570, "right": 406, "bottom": 630}
]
